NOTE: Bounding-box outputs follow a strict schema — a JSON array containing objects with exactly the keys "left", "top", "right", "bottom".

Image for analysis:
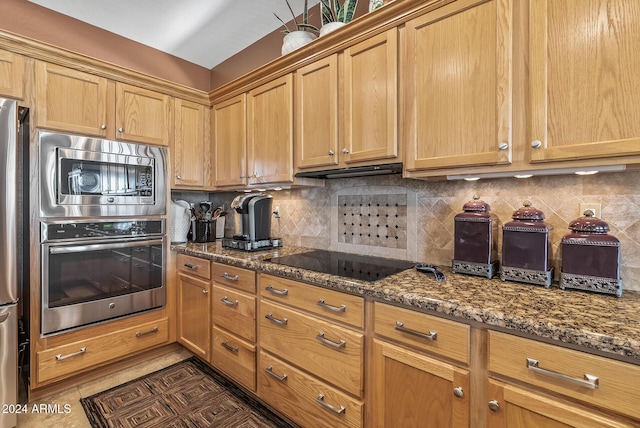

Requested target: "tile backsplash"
[{"left": 267, "top": 170, "right": 640, "bottom": 292}]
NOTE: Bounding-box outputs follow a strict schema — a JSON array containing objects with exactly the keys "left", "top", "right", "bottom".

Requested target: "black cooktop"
[{"left": 265, "top": 250, "right": 415, "bottom": 282}]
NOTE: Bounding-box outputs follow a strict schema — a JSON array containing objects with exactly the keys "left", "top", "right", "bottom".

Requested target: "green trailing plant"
[
  {"left": 320, "top": 0, "right": 359, "bottom": 25},
  {"left": 274, "top": 0, "right": 319, "bottom": 33}
]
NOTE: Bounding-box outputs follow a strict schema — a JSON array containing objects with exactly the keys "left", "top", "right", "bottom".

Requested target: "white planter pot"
[
  {"left": 282, "top": 31, "right": 317, "bottom": 55},
  {"left": 319, "top": 21, "right": 346, "bottom": 37}
]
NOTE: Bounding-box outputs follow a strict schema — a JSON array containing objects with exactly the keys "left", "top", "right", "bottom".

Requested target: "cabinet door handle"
[
  {"left": 531, "top": 140, "right": 542, "bottom": 149},
  {"left": 100, "top": 124, "right": 107, "bottom": 130},
  {"left": 265, "top": 312, "right": 288, "bottom": 325},
  {"left": 135, "top": 327, "right": 158, "bottom": 337},
  {"left": 183, "top": 263, "right": 198, "bottom": 270},
  {"left": 395, "top": 321, "right": 437, "bottom": 341},
  {"left": 221, "top": 272, "right": 239, "bottom": 281},
  {"left": 265, "top": 285, "right": 288, "bottom": 296},
  {"left": 316, "top": 332, "right": 346, "bottom": 349},
  {"left": 488, "top": 400, "right": 500, "bottom": 412},
  {"left": 221, "top": 340, "right": 239, "bottom": 353},
  {"left": 328, "top": 150, "right": 335, "bottom": 156},
  {"left": 265, "top": 365, "right": 288, "bottom": 382},
  {"left": 176, "top": 175, "right": 182, "bottom": 180},
  {"left": 202, "top": 289, "right": 209, "bottom": 295},
  {"left": 221, "top": 296, "right": 239, "bottom": 306},
  {"left": 317, "top": 299, "right": 346, "bottom": 312},
  {"left": 342, "top": 148, "right": 349, "bottom": 154},
  {"left": 316, "top": 394, "right": 346, "bottom": 414},
  {"left": 498, "top": 142, "right": 509, "bottom": 150},
  {"left": 118, "top": 127, "right": 124, "bottom": 133},
  {"left": 453, "top": 386, "right": 464, "bottom": 398},
  {"left": 56, "top": 347, "right": 86, "bottom": 361},
  {"left": 526, "top": 358, "right": 599, "bottom": 389}
]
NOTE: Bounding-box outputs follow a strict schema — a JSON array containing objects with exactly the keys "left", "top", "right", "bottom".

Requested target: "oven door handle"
[{"left": 48, "top": 238, "right": 164, "bottom": 254}]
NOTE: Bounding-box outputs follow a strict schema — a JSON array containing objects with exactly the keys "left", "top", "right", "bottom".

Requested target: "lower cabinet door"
[
  {"left": 487, "top": 379, "right": 633, "bottom": 428},
  {"left": 211, "top": 326, "right": 256, "bottom": 392},
  {"left": 177, "top": 273, "right": 211, "bottom": 360},
  {"left": 258, "top": 350, "right": 364, "bottom": 428},
  {"left": 371, "top": 339, "right": 470, "bottom": 428}
]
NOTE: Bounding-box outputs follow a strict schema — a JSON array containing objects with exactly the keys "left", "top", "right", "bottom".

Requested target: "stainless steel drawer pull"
[
  {"left": 526, "top": 358, "right": 599, "bottom": 389},
  {"left": 221, "top": 340, "right": 239, "bottom": 353},
  {"left": 265, "top": 312, "right": 288, "bottom": 325},
  {"left": 135, "top": 327, "right": 159, "bottom": 337},
  {"left": 265, "top": 285, "right": 288, "bottom": 295},
  {"left": 317, "top": 299, "right": 347, "bottom": 312},
  {"left": 221, "top": 296, "right": 239, "bottom": 306},
  {"left": 183, "top": 263, "right": 198, "bottom": 270},
  {"left": 265, "top": 365, "right": 288, "bottom": 382},
  {"left": 316, "top": 394, "right": 346, "bottom": 414},
  {"left": 221, "top": 272, "right": 239, "bottom": 281},
  {"left": 56, "top": 347, "right": 87, "bottom": 361},
  {"left": 316, "top": 332, "right": 346, "bottom": 349},
  {"left": 395, "top": 321, "right": 438, "bottom": 341}
]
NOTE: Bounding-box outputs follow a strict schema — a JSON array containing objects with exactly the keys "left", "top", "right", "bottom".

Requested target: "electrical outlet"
[
  {"left": 579, "top": 202, "right": 601, "bottom": 218},
  {"left": 274, "top": 205, "right": 280, "bottom": 215}
]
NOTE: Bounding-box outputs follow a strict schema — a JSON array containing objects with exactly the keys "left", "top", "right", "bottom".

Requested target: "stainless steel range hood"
[{"left": 295, "top": 163, "right": 403, "bottom": 179}]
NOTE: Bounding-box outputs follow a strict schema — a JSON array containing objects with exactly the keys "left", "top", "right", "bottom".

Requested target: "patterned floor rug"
[{"left": 80, "top": 356, "right": 295, "bottom": 428}]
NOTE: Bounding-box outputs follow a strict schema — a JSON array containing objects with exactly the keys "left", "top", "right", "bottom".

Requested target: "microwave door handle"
[{"left": 49, "top": 238, "right": 163, "bottom": 254}]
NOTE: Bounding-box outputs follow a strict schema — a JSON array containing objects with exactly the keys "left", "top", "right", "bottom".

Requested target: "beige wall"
[
  {"left": 266, "top": 171, "right": 640, "bottom": 292},
  {"left": 0, "top": 0, "right": 211, "bottom": 91}
]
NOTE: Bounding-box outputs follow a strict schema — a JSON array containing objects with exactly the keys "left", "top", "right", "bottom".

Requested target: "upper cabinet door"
[
  {"left": 213, "top": 94, "right": 247, "bottom": 188},
  {"left": 35, "top": 61, "right": 109, "bottom": 137},
  {"left": 0, "top": 51, "right": 25, "bottom": 100},
  {"left": 295, "top": 54, "right": 339, "bottom": 169},
  {"left": 247, "top": 74, "right": 293, "bottom": 184},
  {"left": 173, "top": 99, "right": 209, "bottom": 188},
  {"left": 404, "top": 0, "right": 513, "bottom": 173},
  {"left": 115, "top": 82, "right": 171, "bottom": 146},
  {"left": 529, "top": 0, "right": 640, "bottom": 163},
  {"left": 343, "top": 29, "right": 399, "bottom": 164}
]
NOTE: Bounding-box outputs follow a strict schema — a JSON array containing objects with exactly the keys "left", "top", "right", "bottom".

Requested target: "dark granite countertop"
[{"left": 172, "top": 242, "right": 640, "bottom": 364}]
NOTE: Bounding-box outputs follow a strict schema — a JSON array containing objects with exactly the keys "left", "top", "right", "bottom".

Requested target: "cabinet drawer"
[
  {"left": 212, "top": 284, "right": 256, "bottom": 342},
  {"left": 177, "top": 254, "right": 211, "bottom": 280},
  {"left": 374, "top": 302, "right": 470, "bottom": 365},
  {"left": 37, "top": 318, "right": 169, "bottom": 383},
  {"left": 212, "top": 262, "right": 255, "bottom": 293},
  {"left": 260, "top": 300, "right": 364, "bottom": 397},
  {"left": 258, "top": 351, "right": 364, "bottom": 428},
  {"left": 211, "top": 326, "right": 256, "bottom": 392},
  {"left": 489, "top": 330, "right": 640, "bottom": 421},
  {"left": 260, "top": 274, "right": 364, "bottom": 328}
]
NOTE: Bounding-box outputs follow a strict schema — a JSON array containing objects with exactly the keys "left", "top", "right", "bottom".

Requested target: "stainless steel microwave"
[{"left": 39, "top": 131, "right": 167, "bottom": 218}]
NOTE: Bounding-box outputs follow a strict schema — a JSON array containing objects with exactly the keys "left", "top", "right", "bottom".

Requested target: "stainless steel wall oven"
[
  {"left": 41, "top": 219, "right": 166, "bottom": 336},
  {"left": 39, "top": 131, "right": 167, "bottom": 218}
]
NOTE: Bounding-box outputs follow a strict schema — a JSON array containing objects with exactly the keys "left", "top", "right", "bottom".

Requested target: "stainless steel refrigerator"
[{"left": 1, "top": 97, "right": 28, "bottom": 428}]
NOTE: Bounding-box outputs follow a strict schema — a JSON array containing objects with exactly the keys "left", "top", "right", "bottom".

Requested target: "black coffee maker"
[{"left": 222, "top": 193, "right": 278, "bottom": 250}]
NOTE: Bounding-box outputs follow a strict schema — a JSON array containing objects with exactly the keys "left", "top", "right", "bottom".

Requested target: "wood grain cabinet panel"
[
  {"left": 211, "top": 326, "right": 256, "bottom": 392},
  {"left": 247, "top": 74, "right": 293, "bottom": 184},
  {"left": 177, "top": 273, "right": 211, "bottom": 360},
  {"left": 528, "top": 0, "right": 640, "bottom": 163},
  {"left": 115, "top": 82, "right": 171, "bottom": 146},
  {"left": 212, "top": 94, "right": 247, "bottom": 187},
  {"left": 212, "top": 284, "right": 256, "bottom": 342},
  {"left": 343, "top": 29, "right": 398, "bottom": 164},
  {"left": 35, "top": 61, "right": 109, "bottom": 137},
  {"left": 173, "top": 98, "right": 209, "bottom": 188},
  {"left": 0, "top": 50, "right": 25, "bottom": 99},
  {"left": 404, "top": 0, "right": 513, "bottom": 173}
]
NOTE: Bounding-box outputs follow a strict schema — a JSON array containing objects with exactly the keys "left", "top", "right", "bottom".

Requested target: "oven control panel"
[{"left": 41, "top": 219, "right": 164, "bottom": 242}]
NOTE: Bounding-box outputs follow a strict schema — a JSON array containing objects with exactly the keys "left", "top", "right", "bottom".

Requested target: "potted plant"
[
  {"left": 274, "top": 0, "right": 319, "bottom": 55},
  {"left": 319, "top": 0, "right": 359, "bottom": 36}
]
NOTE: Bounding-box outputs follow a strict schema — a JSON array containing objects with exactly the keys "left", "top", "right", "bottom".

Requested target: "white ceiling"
[{"left": 27, "top": 0, "right": 320, "bottom": 69}]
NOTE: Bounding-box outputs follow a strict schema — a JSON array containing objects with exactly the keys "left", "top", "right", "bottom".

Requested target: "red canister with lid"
[
  {"left": 452, "top": 195, "right": 499, "bottom": 278},
  {"left": 500, "top": 201, "right": 553, "bottom": 287},
  {"left": 560, "top": 211, "right": 622, "bottom": 296}
]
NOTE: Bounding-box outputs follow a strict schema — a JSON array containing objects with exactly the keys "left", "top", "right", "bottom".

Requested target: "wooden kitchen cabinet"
[
  {"left": 172, "top": 98, "right": 210, "bottom": 188},
  {"left": 258, "top": 273, "right": 365, "bottom": 427},
  {"left": 371, "top": 302, "right": 471, "bottom": 428},
  {"left": 295, "top": 54, "right": 339, "bottom": 170},
  {"left": 176, "top": 254, "right": 212, "bottom": 360},
  {"left": 35, "top": 61, "right": 172, "bottom": 145},
  {"left": 342, "top": 29, "right": 399, "bottom": 165},
  {"left": 0, "top": 50, "right": 25, "bottom": 99},
  {"left": 212, "top": 94, "right": 247, "bottom": 187},
  {"left": 404, "top": 0, "right": 513, "bottom": 174},
  {"left": 210, "top": 262, "right": 257, "bottom": 391},
  {"left": 488, "top": 330, "right": 640, "bottom": 425},
  {"left": 247, "top": 74, "right": 294, "bottom": 184},
  {"left": 528, "top": 0, "right": 640, "bottom": 165}
]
